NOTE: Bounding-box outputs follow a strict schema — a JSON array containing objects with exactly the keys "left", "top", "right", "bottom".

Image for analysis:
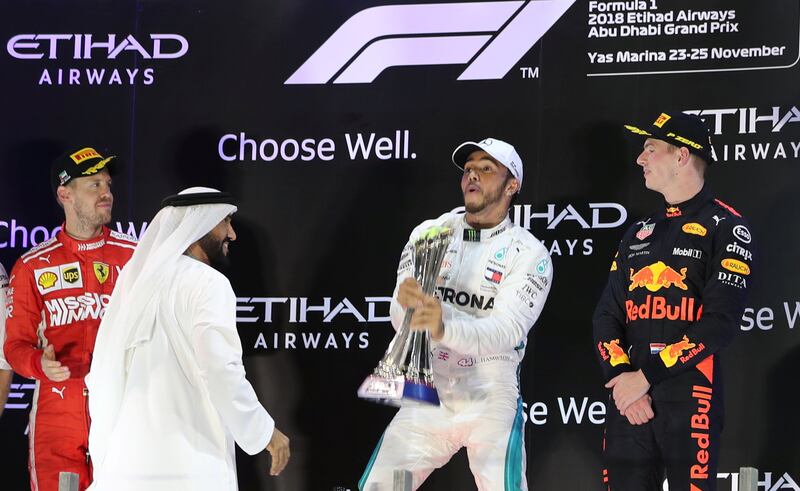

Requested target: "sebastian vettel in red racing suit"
[{"left": 4, "top": 147, "right": 135, "bottom": 491}]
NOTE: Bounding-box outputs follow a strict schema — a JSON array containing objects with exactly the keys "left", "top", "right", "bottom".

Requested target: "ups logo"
[{"left": 63, "top": 267, "right": 81, "bottom": 284}]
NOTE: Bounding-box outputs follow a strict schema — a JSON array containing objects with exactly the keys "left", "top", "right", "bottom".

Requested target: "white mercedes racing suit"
[
  {"left": 360, "top": 211, "right": 552, "bottom": 491},
  {"left": 1, "top": 263, "right": 10, "bottom": 370}
]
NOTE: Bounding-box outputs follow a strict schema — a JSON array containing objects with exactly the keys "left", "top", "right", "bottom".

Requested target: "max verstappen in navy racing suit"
[
  {"left": 360, "top": 138, "right": 552, "bottom": 491},
  {"left": 4, "top": 147, "right": 136, "bottom": 491},
  {"left": 593, "top": 113, "right": 754, "bottom": 491}
]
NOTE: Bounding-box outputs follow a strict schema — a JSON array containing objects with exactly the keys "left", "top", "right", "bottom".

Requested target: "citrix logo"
[{"left": 285, "top": 0, "right": 576, "bottom": 84}]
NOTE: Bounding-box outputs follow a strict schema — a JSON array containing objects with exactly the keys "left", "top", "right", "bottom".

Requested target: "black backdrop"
[{"left": 1, "top": 0, "right": 798, "bottom": 489}]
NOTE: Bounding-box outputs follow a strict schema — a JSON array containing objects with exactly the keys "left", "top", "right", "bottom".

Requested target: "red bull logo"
[
  {"left": 659, "top": 335, "right": 696, "bottom": 368},
  {"left": 626, "top": 295, "right": 703, "bottom": 323},
  {"left": 690, "top": 384, "right": 713, "bottom": 483},
  {"left": 665, "top": 206, "right": 682, "bottom": 218},
  {"left": 602, "top": 339, "right": 630, "bottom": 367},
  {"left": 629, "top": 261, "right": 688, "bottom": 292}
]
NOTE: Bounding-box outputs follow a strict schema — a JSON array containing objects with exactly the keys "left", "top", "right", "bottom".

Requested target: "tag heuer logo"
[{"left": 636, "top": 223, "right": 655, "bottom": 240}]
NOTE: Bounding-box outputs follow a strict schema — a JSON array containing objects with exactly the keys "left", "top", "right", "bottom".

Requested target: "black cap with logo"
[
  {"left": 50, "top": 146, "right": 117, "bottom": 194},
  {"left": 623, "top": 112, "right": 714, "bottom": 164}
]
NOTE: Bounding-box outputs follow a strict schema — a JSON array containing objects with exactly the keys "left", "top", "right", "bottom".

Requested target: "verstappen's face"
[
  {"left": 66, "top": 169, "right": 113, "bottom": 228},
  {"left": 199, "top": 215, "right": 237, "bottom": 267},
  {"left": 460, "top": 150, "right": 513, "bottom": 215},
  {"left": 636, "top": 138, "right": 679, "bottom": 194}
]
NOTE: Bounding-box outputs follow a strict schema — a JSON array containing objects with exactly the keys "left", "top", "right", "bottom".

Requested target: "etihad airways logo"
[
  {"left": 7, "top": 34, "right": 188, "bottom": 60},
  {"left": 285, "top": 0, "right": 576, "bottom": 84},
  {"left": 686, "top": 106, "right": 800, "bottom": 135},
  {"left": 7, "top": 34, "right": 188, "bottom": 86}
]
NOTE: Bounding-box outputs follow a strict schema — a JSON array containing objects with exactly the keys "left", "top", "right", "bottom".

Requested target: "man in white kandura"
[{"left": 86, "top": 187, "right": 289, "bottom": 491}]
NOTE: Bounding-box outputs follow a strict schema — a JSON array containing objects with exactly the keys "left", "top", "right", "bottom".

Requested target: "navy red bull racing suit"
[
  {"left": 593, "top": 186, "right": 754, "bottom": 491},
  {"left": 4, "top": 226, "right": 136, "bottom": 491}
]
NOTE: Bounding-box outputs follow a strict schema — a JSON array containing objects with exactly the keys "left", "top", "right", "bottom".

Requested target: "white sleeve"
[
  {"left": 0, "top": 264, "right": 10, "bottom": 371},
  {"left": 190, "top": 275, "right": 275, "bottom": 455},
  {"left": 440, "top": 244, "right": 553, "bottom": 356}
]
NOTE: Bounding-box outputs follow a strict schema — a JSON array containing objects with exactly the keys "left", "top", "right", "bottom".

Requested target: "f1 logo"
[{"left": 285, "top": 0, "right": 576, "bottom": 84}]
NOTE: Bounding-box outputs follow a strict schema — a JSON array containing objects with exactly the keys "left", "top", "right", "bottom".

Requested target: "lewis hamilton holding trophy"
[{"left": 359, "top": 138, "right": 553, "bottom": 490}]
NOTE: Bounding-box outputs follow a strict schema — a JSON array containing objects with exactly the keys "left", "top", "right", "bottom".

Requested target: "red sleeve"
[{"left": 4, "top": 260, "right": 47, "bottom": 380}]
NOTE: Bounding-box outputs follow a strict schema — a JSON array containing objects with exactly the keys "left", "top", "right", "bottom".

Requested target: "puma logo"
[
  {"left": 712, "top": 215, "right": 726, "bottom": 226},
  {"left": 51, "top": 386, "right": 66, "bottom": 399},
  {"left": 38, "top": 255, "right": 51, "bottom": 264}
]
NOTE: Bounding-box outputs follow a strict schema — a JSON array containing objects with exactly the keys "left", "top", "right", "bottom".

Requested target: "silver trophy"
[{"left": 358, "top": 226, "right": 454, "bottom": 406}]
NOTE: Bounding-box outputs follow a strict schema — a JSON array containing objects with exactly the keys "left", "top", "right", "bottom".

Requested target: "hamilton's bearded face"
[{"left": 460, "top": 150, "right": 513, "bottom": 214}]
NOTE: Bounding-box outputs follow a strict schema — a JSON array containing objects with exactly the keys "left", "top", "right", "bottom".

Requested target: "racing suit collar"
[
  {"left": 461, "top": 215, "right": 512, "bottom": 242},
  {"left": 662, "top": 185, "right": 712, "bottom": 219},
  {"left": 57, "top": 223, "right": 111, "bottom": 253}
]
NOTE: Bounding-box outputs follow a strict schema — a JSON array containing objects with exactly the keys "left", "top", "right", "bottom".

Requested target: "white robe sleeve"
[
  {"left": 190, "top": 274, "right": 275, "bottom": 455},
  {"left": 439, "top": 244, "right": 553, "bottom": 356}
]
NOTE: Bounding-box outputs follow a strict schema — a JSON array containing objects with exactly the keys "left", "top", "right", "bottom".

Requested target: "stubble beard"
[
  {"left": 464, "top": 185, "right": 503, "bottom": 214},
  {"left": 73, "top": 198, "right": 111, "bottom": 231},
  {"left": 198, "top": 233, "right": 230, "bottom": 269}
]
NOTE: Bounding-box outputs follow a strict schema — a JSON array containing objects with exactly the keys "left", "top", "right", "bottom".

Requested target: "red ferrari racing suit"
[
  {"left": 4, "top": 226, "right": 136, "bottom": 491},
  {"left": 593, "top": 186, "right": 754, "bottom": 491}
]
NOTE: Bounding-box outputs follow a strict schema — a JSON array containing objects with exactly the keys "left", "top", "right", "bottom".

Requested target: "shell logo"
[
  {"left": 37, "top": 271, "right": 58, "bottom": 289},
  {"left": 721, "top": 258, "right": 750, "bottom": 275},
  {"left": 682, "top": 223, "right": 707, "bottom": 237}
]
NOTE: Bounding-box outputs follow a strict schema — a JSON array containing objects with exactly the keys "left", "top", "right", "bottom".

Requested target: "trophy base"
[
  {"left": 357, "top": 374, "right": 405, "bottom": 406},
  {"left": 402, "top": 381, "right": 440, "bottom": 406}
]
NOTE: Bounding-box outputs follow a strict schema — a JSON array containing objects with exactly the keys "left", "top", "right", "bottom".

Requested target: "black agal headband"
[{"left": 161, "top": 191, "right": 236, "bottom": 208}]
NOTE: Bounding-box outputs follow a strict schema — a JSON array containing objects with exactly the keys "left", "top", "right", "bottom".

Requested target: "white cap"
[{"left": 451, "top": 138, "right": 523, "bottom": 192}]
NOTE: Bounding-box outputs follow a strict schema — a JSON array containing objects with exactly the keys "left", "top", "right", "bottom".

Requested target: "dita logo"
[{"left": 285, "top": 0, "right": 576, "bottom": 84}]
